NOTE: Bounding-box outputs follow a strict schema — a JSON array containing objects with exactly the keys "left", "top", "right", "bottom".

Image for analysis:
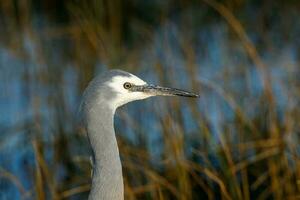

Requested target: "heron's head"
[
  {"left": 82, "top": 70, "right": 199, "bottom": 112},
  {"left": 102, "top": 70, "right": 199, "bottom": 109}
]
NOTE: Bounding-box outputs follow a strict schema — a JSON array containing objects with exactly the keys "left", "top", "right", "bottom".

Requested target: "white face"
[{"left": 107, "top": 74, "right": 153, "bottom": 108}]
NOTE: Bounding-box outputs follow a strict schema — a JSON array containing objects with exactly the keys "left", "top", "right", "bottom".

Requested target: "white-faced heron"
[{"left": 80, "top": 69, "right": 199, "bottom": 200}]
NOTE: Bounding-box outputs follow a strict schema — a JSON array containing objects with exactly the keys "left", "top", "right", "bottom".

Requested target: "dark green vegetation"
[{"left": 0, "top": 0, "right": 300, "bottom": 199}]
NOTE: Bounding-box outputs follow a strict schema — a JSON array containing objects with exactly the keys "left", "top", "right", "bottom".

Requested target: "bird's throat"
[{"left": 87, "top": 106, "right": 124, "bottom": 200}]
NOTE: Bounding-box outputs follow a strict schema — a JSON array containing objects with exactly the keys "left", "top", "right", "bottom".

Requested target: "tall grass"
[{"left": 0, "top": 0, "right": 299, "bottom": 199}]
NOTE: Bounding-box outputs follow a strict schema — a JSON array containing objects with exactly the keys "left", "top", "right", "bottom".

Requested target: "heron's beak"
[{"left": 132, "top": 84, "right": 199, "bottom": 98}]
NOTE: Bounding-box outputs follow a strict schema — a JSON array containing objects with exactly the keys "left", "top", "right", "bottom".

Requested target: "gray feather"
[{"left": 81, "top": 69, "right": 131, "bottom": 200}]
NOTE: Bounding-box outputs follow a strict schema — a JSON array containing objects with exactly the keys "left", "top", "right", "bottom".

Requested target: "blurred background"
[{"left": 0, "top": 0, "right": 300, "bottom": 199}]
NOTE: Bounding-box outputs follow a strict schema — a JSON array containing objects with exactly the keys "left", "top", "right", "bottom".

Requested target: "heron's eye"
[{"left": 123, "top": 82, "right": 132, "bottom": 89}]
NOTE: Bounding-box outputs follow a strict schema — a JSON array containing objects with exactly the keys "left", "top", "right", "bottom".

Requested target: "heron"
[{"left": 81, "top": 69, "right": 199, "bottom": 200}]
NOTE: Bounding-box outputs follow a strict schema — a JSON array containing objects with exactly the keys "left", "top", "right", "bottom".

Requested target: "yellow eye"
[{"left": 123, "top": 82, "right": 132, "bottom": 89}]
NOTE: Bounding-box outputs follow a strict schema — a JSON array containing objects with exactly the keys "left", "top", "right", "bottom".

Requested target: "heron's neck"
[{"left": 86, "top": 104, "right": 123, "bottom": 200}]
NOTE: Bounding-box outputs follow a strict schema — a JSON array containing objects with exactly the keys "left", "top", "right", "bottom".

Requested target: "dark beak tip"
[
  {"left": 183, "top": 91, "right": 199, "bottom": 98},
  {"left": 176, "top": 92, "right": 199, "bottom": 98},
  {"left": 191, "top": 94, "right": 200, "bottom": 98}
]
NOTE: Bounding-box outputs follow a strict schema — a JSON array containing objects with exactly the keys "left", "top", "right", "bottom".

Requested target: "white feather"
[{"left": 106, "top": 74, "right": 151, "bottom": 109}]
